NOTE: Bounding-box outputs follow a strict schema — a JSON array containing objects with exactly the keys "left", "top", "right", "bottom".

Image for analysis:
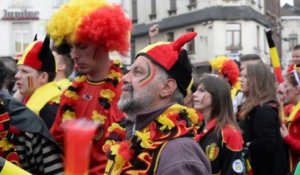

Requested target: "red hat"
[
  {"left": 18, "top": 35, "right": 56, "bottom": 73},
  {"left": 136, "top": 32, "right": 197, "bottom": 97}
]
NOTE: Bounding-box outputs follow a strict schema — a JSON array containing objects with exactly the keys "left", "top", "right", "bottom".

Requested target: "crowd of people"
[{"left": 0, "top": 0, "right": 300, "bottom": 174}]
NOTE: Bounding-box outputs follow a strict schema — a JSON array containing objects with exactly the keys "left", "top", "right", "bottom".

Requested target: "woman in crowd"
[
  {"left": 280, "top": 70, "right": 300, "bottom": 173},
  {"left": 193, "top": 75, "right": 244, "bottom": 175},
  {"left": 239, "top": 63, "right": 288, "bottom": 175}
]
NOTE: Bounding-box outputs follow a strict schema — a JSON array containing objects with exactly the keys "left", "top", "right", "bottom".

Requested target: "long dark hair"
[
  {"left": 198, "top": 75, "right": 240, "bottom": 135},
  {"left": 240, "top": 63, "right": 278, "bottom": 119}
]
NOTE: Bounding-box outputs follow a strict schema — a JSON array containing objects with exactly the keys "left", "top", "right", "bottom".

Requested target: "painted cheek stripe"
[
  {"left": 200, "top": 94, "right": 206, "bottom": 104},
  {"left": 93, "top": 48, "right": 97, "bottom": 60},
  {"left": 140, "top": 63, "right": 156, "bottom": 87},
  {"left": 27, "top": 76, "right": 33, "bottom": 88}
]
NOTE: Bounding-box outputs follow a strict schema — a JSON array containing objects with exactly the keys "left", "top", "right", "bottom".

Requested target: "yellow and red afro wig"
[
  {"left": 210, "top": 56, "right": 240, "bottom": 86},
  {"left": 46, "top": 0, "right": 132, "bottom": 55}
]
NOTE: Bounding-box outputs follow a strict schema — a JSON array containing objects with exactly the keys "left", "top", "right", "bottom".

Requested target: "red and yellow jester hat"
[
  {"left": 18, "top": 35, "right": 56, "bottom": 73},
  {"left": 210, "top": 56, "right": 239, "bottom": 86},
  {"left": 46, "top": 0, "right": 132, "bottom": 56},
  {"left": 136, "top": 32, "right": 197, "bottom": 97}
]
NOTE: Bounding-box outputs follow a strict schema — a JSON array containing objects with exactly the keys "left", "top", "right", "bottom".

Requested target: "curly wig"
[
  {"left": 210, "top": 56, "right": 227, "bottom": 71},
  {"left": 221, "top": 59, "right": 240, "bottom": 85},
  {"left": 47, "top": 0, "right": 132, "bottom": 55},
  {"left": 210, "top": 56, "right": 240, "bottom": 86}
]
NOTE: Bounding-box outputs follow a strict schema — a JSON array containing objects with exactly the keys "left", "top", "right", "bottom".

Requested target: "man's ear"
[
  {"left": 57, "top": 62, "right": 66, "bottom": 71},
  {"left": 160, "top": 79, "right": 177, "bottom": 98},
  {"left": 39, "top": 72, "right": 49, "bottom": 84}
]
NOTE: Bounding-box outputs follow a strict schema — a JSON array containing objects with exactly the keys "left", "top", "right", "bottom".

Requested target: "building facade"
[
  {"left": 265, "top": 0, "right": 282, "bottom": 57},
  {"left": 0, "top": 0, "right": 130, "bottom": 62},
  {"left": 281, "top": 1, "right": 300, "bottom": 68},
  {"left": 130, "top": 0, "right": 281, "bottom": 66},
  {"left": 0, "top": 0, "right": 66, "bottom": 58}
]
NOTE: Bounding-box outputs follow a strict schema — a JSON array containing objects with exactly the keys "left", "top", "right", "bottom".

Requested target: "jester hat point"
[
  {"left": 18, "top": 35, "right": 56, "bottom": 73},
  {"left": 136, "top": 32, "right": 197, "bottom": 97}
]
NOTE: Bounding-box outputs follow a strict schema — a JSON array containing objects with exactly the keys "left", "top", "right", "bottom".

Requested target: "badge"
[
  {"left": 232, "top": 159, "right": 244, "bottom": 173},
  {"left": 205, "top": 143, "right": 219, "bottom": 161},
  {"left": 83, "top": 94, "right": 92, "bottom": 100}
]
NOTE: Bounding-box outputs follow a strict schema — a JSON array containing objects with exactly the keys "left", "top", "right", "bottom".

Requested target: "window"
[
  {"left": 226, "top": 23, "right": 242, "bottom": 50},
  {"left": 258, "top": 0, "right": 262, "bottom": 8},
  {"left": 13, "top": 22, "right": 31, "bottom": 55},
  {"left": 166, "top": 32, "right": 174, "bottom": 42},
  {"left": 132, "top": 0, "right": 138, "bottom": 23},
  {"left": 289, "top": 34, "right": 298, "bottom": 50},
  {"left": 186, "top": 28, "right": 195, "bottom": 54},
  {"left": 11, "top": 0, "right": 30, "bottom": 7},
  {"left": 149, "top": 0, "right": 157, "bottom": 20},
  {"left": 168, "top": 0, "right": 177, "bottom": 15},
  {"left": 187, "top": 0, "right": 197, "bottom": 9}
]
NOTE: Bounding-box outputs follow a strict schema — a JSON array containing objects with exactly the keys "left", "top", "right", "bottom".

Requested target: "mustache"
[{"left": 122, "top": 84, "right": 133, "bottom": 91}]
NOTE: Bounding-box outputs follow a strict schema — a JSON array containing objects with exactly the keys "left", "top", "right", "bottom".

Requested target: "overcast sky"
[{"left": 281, "top": 0, "right": 293, "bottom": 6}]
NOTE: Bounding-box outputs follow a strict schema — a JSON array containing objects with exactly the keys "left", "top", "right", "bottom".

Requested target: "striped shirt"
[{"left": 15, "top": 132, "right": 64, "bottom": 175}]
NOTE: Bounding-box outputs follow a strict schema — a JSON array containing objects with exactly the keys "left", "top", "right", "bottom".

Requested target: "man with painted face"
[
  {"left": 0, "top": 60, "right": 64, "bottom": 174},
  {"left": 103, "top": 32, "right": 211, "bottom": 175},
  {"left": 47, "top": 0, "right": 131, "bottom": 174},
  {"left": 15, "top": 35, "right": 61, "bottom": 129}
]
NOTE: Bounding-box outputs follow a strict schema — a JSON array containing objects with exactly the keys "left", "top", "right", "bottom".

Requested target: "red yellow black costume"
[
  {"left": 283, "top": 103, "right": 300, "bottom": 171},
  {"left": 104, "top": 32, "right": 210, "bottom": 174},
  {"left": 195, "top": 118, "right": 244, "bottom": 175},
  {"left": 51, "top": 62, "right": 124, "bottom": 174},
  {"left": 17, "top": 36, "right": 61, "bottom": 129},
  {"left": 47, "top": 0, "right": 132, "bottom": 173},
  {"left": 103, "top": 104, "right": 202, "bottom": 174}
]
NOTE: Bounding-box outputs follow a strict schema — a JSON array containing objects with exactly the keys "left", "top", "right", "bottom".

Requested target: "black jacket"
[{"left": 243, "top": 103, "right": 288, "bottom": 175}]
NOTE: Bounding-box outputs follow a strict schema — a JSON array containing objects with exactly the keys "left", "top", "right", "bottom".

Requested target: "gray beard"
[
  {"left": 118, "top": 97, "right": 138, "bottom": 116},
  {"left": 118, "top": 88, "right": 154, "bottom": 119}
]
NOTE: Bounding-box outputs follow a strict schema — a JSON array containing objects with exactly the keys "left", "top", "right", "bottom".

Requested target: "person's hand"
[
  {"left": 277, "top": 82, "right": 287, "bottom": 104},
  {"left": 148, "top": 24, "right": 159, "bottom": 38},
  {"left": 280, "top": 124, "right": 289, "bottom": 138}
]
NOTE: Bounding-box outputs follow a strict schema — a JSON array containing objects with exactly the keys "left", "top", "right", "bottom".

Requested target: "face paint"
[
  {"left": 139, "top": 62, "right": 157, "bottom": 88},
  {"left": 93, "top": 48, "right": 97, "bottom": 60},
  {"left": 27, "top": 76, "right": 33, "bottom": 89},
  {"left": 200, "top": 93, "right": 207, "bottom": 104}
]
